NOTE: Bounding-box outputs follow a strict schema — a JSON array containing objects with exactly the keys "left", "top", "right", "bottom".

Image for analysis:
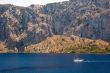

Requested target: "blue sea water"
[{"left": 0, "top": 54, "right": 110, "bottom": 73}]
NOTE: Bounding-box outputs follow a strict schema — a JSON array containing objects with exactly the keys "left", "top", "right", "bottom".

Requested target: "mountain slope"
[
  {"left": 0, "top": 0, "right": 110, "bottom": 52},
  {"left": 26, "top": 35, "right": 110, "bottom": 53}
]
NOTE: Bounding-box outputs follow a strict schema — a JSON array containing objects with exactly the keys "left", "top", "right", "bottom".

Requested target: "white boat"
[{"left": 73, "top": 58, "right": 84, "bottom": 63}]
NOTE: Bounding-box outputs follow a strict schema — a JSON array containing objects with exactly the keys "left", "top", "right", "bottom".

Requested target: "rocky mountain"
[{"left": 0, "top": 0, "right": 110, "bottom": 52}]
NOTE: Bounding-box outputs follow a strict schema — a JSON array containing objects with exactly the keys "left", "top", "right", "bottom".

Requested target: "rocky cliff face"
[
  {"left": 63, "top": 0, "right": 110, "bottom": 40},
  {"left": 0, "top": 0, "right": 110, "bottom": 52},
  {"left": 0, "top": 4, "right": 52, "bottom": 51}
]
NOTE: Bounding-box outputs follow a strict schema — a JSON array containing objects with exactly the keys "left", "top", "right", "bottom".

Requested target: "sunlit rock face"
[
  {"left": 0, "top": 0, "right": 110, "bottom": 51},
  {"left": 0, "top": 4, "right": 53, "bottom": 50},
  {"left": 45, "top": 0, "right": 110, "bottom": 40}
]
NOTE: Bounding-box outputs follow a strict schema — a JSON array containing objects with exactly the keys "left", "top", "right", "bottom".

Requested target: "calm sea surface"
[{"left": 0, "top": 54, "right": 110, "bottom": 73}]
